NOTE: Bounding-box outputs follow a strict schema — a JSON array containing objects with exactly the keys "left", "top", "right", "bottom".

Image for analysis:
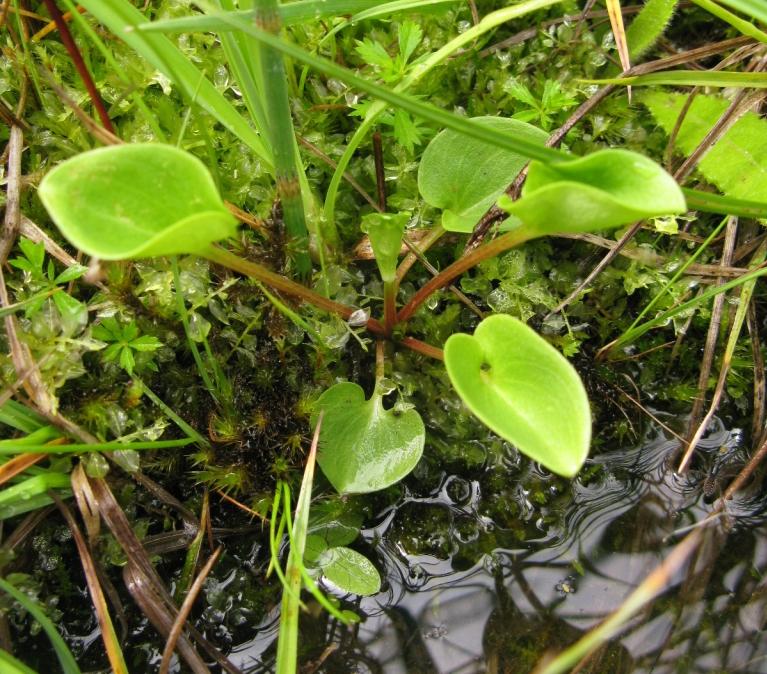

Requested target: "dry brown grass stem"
[{"left": 160, "top": 547, "right": 223, "bottom": 674}]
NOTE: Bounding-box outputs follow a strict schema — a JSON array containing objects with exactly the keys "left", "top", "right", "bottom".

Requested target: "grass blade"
[
  {"left": 0, "top": 439, "right": 194, "bottom": 455},
  {"left": 138, "top": 0, "right": 383, "bottom": 33},
  {"left": 0, "top": 474, "right": 72, "bottom": 519},
  {"left": 602, "top": 265, "right": 767, "bottom": 353},
  {"left": 584, "top": 70, "right": 767, "bottom": 87},
  {"left": 0, "top": 577, "right": 82, "bottom": 674},
  {"left": 77, "top": 0, "right": 273, "bottom": 166},
  {"left": 0, "top": 400, "right": 47, "bottom": 433},
  {"left": 53, "top": 493, "right": 129, "bottom": 674},
  {"left": 535, "top": 531, "right": 701, "bottom": 674},
  {"left": 691, "top": 0, "right": 767, "bottom": 42},
  {"left": 276, "top": 414, "right": 321, "bottom": 674},
  {"left": 0, "top": 649, "right": 37, "bottom": 674},
  {"left": 717, "top": 0, "right": 767, "bottom": 24},
  {"left": 681, "top": 187, "right": 767, "bottom": 218},
  {"left": 253, "top": 0, "right": 311, "bottom": 275}
]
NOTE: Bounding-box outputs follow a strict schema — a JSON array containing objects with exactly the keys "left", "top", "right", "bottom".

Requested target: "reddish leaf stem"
[
  {"left": 41, "top": 0, "right": 115, "bottom": 134},
  {"left": 397, "top": 226, "right": 536, "bottom": 324}
]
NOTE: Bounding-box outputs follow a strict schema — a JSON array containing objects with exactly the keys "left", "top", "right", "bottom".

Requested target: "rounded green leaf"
[
  {"left": 311, "top": 382, "right": 425, "bottom": 494},
  {"left": 418, "top": 116, "right": 548, "bottom": 233},
  {"left": 38, "top": 144, "right": 237, "bottom": 260},
  {"left": 444, "top": 314, "right": 590, "bottom": 477},
  {"left": 316, "top": 546, "right": 381, "bottom": 596},
  {"left": 498, "top": 149, "right": 686, "bottom": 234}
]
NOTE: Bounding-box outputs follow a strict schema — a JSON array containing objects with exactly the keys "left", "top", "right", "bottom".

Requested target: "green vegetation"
[{"left": 2, "top": 0, "right": 767, "bottom": 671}]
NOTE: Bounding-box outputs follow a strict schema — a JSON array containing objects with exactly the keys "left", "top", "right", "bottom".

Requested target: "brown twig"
[
  {"left": 298, "top": 135, "right": 381, "bottom": 212},
  {"left": 52, "top": 491, "right": 128, "bottom": 674},
  {"left": 159, "top": 547, "right": 223, "bottom": 674},
  {"left": 683, "top": 216, "right": 738, "bottom": 445},
  {"left": 747, "top": 302, "right": 765, "bottom": 445},
  {"left": 401, "top": 236, "right": 484, "bottom": 318},
  {"left": 545, "top": 221, "right": 643, "bottom": 319},
  {"left": 35, "top": 63, "right": 120, "bottom": 145}
]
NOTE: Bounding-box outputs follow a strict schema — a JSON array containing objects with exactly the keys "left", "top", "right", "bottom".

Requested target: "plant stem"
[
  {"left": 395, "top": 225, "right": 445, "bottom": 284},
  {"left": 383, "top": 281, "right": 396, "bottom": 336},
  {"left": 203, "top": 245, "right": 383, "bottom": 333},
  {"left": 253, "top": 0, "right": 311, "bottom": 276},
  {"left": 375, "top": 339, "right": 385, "bottom": 382},
  {"left": 397, "top": 225, "right": 538, "bottom": 324},
  {"left": 400, "top": 337, "right": 444, "bottom": 361},
  {"left": 171, "top": 258, "right": 219, "bottom": 401},
  {"left": 204, "top": 246, "right": 449, "bottom": 358},
  {"left": 41, "top": 0, "right": 115, "bottom": 133}
]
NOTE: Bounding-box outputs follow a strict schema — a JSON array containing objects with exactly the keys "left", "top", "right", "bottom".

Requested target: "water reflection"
[{"left": 233, "top": 418, "right": 767, "bottom": 673}]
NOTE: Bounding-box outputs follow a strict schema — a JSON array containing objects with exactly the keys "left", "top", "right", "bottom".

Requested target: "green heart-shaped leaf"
[
  {"left": 498, "top": 149, "right": 685, "bottom": 234},
  {"left": 418, "top": 116, "right": 548, "bottom": 233},
  {"left": 38, "top": 144, "right": 237, "bottom": 260},
  {"left": 311, "top": 382, "right": 425, "bottom": 494},
  {"left": 361, "top": 212, "right": 409, "bottom": 282},
  {"left": 444, "top": 314, "right": 590, "bottom": 477},
  {"left": 315, "top": 546, "right": 381, "bottom": 596}
]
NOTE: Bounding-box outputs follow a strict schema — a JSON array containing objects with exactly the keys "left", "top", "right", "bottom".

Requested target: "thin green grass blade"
[
  {"left": 77, "top": 0, "right": 273, "bottom": 166},
  {"left": 213, "top": 0, "right": 270, "bottom": 137},
  {"left": 691, "top": 0, "right": 767, "bottom": 42},
  {"left": 682, "top": 187, "right": 767, "bottom": 218},
  {"left": 316, "top": 0, "right": 459, "bottom": 45},
  {"left": 0, "top": 400, "right": 47, "bottom": 433},
  {"left": 0, "top": 425, "right": 62, "bottom": 449},
  {"left": 138, "top": 0, "right": 383, "bottom": 33},
  {"left": 59, "top": 0, "right": 168, "bottom": 141},
  {"left": 609, "top": 265, "right": 767, "bottom": 351},
  {"left": 0, "top": 648, "right": 37, "bottom": 674},
  {"left": 0, "top": 439, "right": 194, "bottom": 455},
  {"left": 0, "top": 473, "right": 71, "bottom": 519},
  {"left": 584, "top": 70, "right": 767, "bottom": 87},
  {"left": 276, "top": 419, "right": 320, "bottom": 674},
  {"left": 0, "top": 578, "right": 82, "bottom": 674},
  {"left": 0, "top": 288, "right": 63, "bottom": 319},
  {"left": 717, "top": 0, "right": 767, "bottom": 24},
  {"left": 621, "top": 217, "right": 728, "bottom": 337}
]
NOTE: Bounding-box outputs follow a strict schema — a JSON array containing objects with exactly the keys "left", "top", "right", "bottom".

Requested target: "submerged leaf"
[
  {"left": 444, "top": 314, "right": 590, "bottom": 477},
  {"left": 311, "top": 382, "right": 425, "bottom": 494},
  {"left": 38, "top": 144, "right": 237, "bottom": 260},
  {"left": 499, "top": 149, "right": 685, "bottom": 234},
  {"left": 418, "top": 117, "right": 548, "bottom": 232}
]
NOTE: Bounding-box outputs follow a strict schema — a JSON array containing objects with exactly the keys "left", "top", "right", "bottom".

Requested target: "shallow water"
[{"left": 228, "top": 417, "right": 767, "bottom": 673}]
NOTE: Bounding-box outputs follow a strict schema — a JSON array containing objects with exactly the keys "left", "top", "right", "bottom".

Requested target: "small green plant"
[
  {"left": 9, "top": 238, "right": 88, "bottom": 336},
  {"left": 33, "top": 4, "right": 734, "bottom": 670},
  {"left": 504, "top": 78, "right": 578, "bottom": 130},
  {"left": 38, "top": 135, "right": 684, "bottom": 479},
  {"left": 91, "top": 317, "right": 162, "bottom": 375}
]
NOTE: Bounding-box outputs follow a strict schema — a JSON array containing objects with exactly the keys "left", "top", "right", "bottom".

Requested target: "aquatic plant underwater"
[{"left": 3, "top": 0, "right": 767, "bottom": 672}]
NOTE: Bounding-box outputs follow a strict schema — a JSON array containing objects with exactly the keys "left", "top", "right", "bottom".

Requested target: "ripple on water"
[{"left": 229, "top": 417, "right": 767, "bottom": 673}]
